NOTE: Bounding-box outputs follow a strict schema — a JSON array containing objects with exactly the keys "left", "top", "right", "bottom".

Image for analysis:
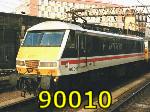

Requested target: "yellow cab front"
[{"left": 16, "top": 30, "right": 65, "bottom": 77}]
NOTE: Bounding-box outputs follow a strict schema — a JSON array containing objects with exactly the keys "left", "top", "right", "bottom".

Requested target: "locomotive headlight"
[
  {"left": 40, "top": 62, "right": 57, "bottom": 67},
  {"left": 16, "top": 60, "right": 25, "bottom": 66}
]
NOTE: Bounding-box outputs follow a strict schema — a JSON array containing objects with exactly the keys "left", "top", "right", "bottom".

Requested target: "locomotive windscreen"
[{"left": 22, "top": 30, "right": 65, "bottom": 47}]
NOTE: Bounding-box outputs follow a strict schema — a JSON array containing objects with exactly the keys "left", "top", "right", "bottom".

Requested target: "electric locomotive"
[{"left": 12, "top": 21, "right": 146, "bottom": 94}]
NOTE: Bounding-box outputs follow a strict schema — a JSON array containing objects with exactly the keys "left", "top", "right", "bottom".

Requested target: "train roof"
[
  {"left": 28, "top": 21, "right": 83, "bottom": 31},
  {"left": 86, "top": 30, "right": 143, "bottom": 40},
  {"left": 28, "top": 21, "right": 143, "bottom": 40}
]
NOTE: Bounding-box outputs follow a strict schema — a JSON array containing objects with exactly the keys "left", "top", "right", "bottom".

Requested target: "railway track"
[
  {"left": 0, "top": 91, "right": 34, "bottom": 112},
  {"left": 1, "top": 73, "right": 150, "bottom": 112},
  {"left": 108, "top": 81, "right": 150, "bottom": 112},
  {"left": 77, "top": 73, "right": 150, "bottom": 112}
]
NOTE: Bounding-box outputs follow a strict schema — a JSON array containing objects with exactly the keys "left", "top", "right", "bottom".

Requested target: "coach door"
[{"left": 77, "top": 32, "right": 87, "bottom": 68}]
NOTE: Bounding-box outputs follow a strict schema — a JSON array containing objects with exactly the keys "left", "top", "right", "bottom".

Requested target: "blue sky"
[{"left": 0, "top": 0, "right": 149, "bottom": 13}]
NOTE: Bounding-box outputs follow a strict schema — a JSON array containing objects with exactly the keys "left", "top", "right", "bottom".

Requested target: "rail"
[{"left": 108, "top": 81, "right": 150, "bottom": 112}]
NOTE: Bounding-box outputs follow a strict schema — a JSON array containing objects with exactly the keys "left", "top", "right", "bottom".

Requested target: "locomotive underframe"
[
  {"left": 16, "top": 74, "right": 57, "bottom": 96},
  {"left": 15, "top": 60, "right": 149, "bottom": 96}
]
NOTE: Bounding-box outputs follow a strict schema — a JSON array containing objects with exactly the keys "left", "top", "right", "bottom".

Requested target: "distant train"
[
  {"left": 0, "top": 12, "right": 52, "bottom": 71},
  {"left": 12, "top": 21, "right": 150, "bottom": 94}
]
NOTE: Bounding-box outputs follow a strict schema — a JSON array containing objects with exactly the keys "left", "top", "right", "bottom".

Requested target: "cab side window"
[
  {"left": 78, "top": 34, "right": 86, "bottom": 57},
  {"left": 62, "top": 30, "right": 78, "bottom": 58}
]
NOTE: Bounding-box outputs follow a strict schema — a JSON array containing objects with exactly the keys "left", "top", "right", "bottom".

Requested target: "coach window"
[
  {"left": 104, "top": 37, "right": 110, "bottom": 55},
  {"left": 139, "top": 41, "right": 142, "bottom": 52},
  {"left": 142, "top": 42, "right": 144, "bottom": 52},
  {"left": 138, "top": 41, "right": 143, "bottom": 52},
  {"left": 86, "top": 36, "right": 93, "bottom": 57},
  {"left": 132, "top": 40, "right": 136, "bottom": 52},
  {"left": 133, "top": 41, "right": 137, "bottom": 52},
  {"left": 62, "top": 30, "right": 77, "bottom": 58},
  {"left": 129, "top": 40, "right": 131, "bottom": 52},
  {"left": 101, "top": 38, "right": 106, "bottom": 55},
  {"left": 127, "top": 40, "right": 131, "bottom": 53},
  {"left": 122, "top": 39, "right": 126, "bottom": 54},
  {"left": 79, "top": 33, "right": 86, "bottom": 57},
  {"left": 138, "top": 41, "right": 140, "bottom": 52},
  {"left": 126, "top": 39, "right": 130, "bottom": 53},
  {"left": 93, "top": 36, "right": 100, "bottom": 56},
  {"left": 111, "top": 38, "right": 116, "bottom": 55},
  {"left": 99, "top": 37, "right": 106, "bottom": 56},
  {"left": 116, "top": 38, "right": 120, "bottom": 54}
]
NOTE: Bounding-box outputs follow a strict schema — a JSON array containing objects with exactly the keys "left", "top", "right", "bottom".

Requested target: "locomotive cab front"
[
  {"left": 16, "top": 30, "right": 65, "bottom": 76},
  {"left": 14, "top": 21, "right": 76, "bottom": 93}
]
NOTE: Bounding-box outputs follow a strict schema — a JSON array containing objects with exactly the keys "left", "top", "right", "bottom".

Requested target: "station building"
[
  {"left": 15, "top": 0, "right": 124, "bottom": 28},
  {"left": 15, "top": 0, "right": 147, "bottom": 32}
]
